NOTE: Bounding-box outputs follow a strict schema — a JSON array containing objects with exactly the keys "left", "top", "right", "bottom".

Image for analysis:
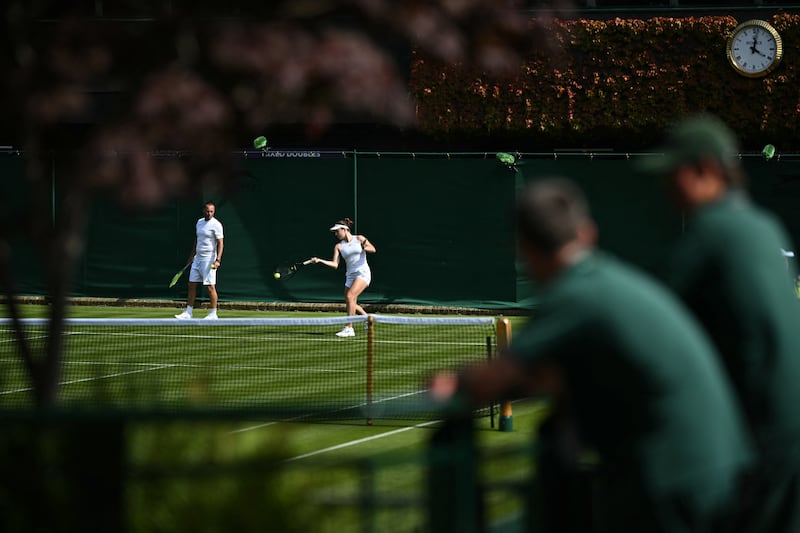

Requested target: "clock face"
[{"left": 727, "top": 20, "right": 783, "bottom": 77}]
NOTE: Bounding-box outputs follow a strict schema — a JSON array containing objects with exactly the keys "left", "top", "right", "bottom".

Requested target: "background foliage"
[
  {"left": 0, "top": 0, "right": 538, "bottom": 405},
  {"left": 411, "top": 13, "right": 800, "bottom": 150}
]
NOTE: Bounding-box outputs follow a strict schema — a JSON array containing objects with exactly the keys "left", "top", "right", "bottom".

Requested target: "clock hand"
[
  {"left": 749, "top": 32, "right": 762, "bottom": 54},
  {"left": 749, "top": 37, "right": 763, "bottom": 55}
]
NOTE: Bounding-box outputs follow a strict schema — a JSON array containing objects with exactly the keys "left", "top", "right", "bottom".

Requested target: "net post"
[
  {"left": 496, "top": 318, "right": 513, "bottom": 432},
  {"left": 366, "top": 314, "right": 374, "bottom": 425},
  {"left": 487, "top": 335, "right": 494, "bottom": 429}
]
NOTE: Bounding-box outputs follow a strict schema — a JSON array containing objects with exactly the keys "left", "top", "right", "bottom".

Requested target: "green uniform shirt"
[
  {"left": 668, "top": 192, "right": 800, "bottom": 466},
  {"left": 509, "top": 253, "right": 752, "bottom": 511}
]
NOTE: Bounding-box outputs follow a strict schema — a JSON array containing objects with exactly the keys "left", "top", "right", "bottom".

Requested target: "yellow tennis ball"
[{"left": 274, "top": 272, "right": 281, "bottom": 279}]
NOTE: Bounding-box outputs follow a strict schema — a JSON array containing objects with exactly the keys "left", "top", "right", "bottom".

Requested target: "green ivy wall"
[{"left": 410, "top": 14, "right": 800, "bottom": 150}]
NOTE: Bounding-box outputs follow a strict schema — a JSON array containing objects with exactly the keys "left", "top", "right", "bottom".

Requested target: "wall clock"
[{"left": 726, "top": 19, "right": 783, "bottom": 78}]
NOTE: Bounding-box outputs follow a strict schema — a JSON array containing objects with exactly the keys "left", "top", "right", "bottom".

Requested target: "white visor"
[
  {"left": 781, "top": 248, "right": 795, "bottom": 257},
  {"left": 329, "top": 224, "right": 349, "bottom": 232}
]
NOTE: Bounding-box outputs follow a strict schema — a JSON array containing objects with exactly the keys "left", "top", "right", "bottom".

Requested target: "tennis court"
[
  {"left": 1, "top": 312, "right": 499, "bottom": 418},
  {"left": 0, "top": 304, "right": 543, "bottom": 532}
]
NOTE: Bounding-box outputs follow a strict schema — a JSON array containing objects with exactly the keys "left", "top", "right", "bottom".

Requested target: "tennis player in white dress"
[{"left": 311, "top": 217, "right": 376, "bottom": 336}]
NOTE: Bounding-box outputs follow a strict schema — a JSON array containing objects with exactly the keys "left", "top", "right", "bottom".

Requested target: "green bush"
[{"left": 411, "top": 14, "right": 800, "bottom": 150}]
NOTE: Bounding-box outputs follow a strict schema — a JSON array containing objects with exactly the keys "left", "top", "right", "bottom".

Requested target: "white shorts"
[
  {"left": 189, "top": 256, "right": 217, "bottom": 285},
  {"left": 345, "top": 267, "right": 371, "bottom": 289}
]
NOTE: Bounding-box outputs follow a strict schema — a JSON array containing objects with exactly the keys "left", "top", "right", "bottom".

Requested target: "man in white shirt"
[{"left": 175, "top": 201, "right": 224, "bottom": 319}]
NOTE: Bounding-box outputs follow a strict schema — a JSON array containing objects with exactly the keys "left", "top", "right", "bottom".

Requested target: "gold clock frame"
[{"left": 726, "top": 19, "right": 783, "bottom": 78}]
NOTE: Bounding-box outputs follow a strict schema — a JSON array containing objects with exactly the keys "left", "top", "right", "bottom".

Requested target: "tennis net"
[{"left": 0, "top": 315, "right": 506, "bottom": 420}]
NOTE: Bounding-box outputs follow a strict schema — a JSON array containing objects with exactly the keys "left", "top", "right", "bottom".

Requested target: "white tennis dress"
[
  {"left": 190, "top": 217, "right": 224, "bottom": 285},
  {"left": 339, "top": 238, "right": 371, "bottom": 288}
]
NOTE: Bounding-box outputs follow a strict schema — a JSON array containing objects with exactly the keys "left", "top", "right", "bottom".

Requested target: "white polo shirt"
[{"left": 195, "top": 217, "right": 224, "bottom": 258}]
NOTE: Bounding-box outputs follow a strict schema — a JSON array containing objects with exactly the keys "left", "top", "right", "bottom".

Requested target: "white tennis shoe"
[
  {"left": 336, "top": 326, "right": 355, "bottom": 337},
  {"left": 203, "top": 314, "right": 218, "bottom": 320},
  {"left": 174, "top": 311, "right": 192, "bottom": 320}
]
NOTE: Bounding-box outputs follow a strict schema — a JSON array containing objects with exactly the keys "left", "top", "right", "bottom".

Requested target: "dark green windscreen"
[
  {"left": 5, "top": 152, "right": 799, "bottom": 309},
  {"left": 355, "top": 157, "right": 517, "bottom": 306},
  {"left": 1, "top": 154, "right": 45, "bottom": 295}
]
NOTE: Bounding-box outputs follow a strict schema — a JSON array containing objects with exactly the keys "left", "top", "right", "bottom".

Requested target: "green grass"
[
  {"left": 1, "top": 303, "right": 543, "bottom": 532},
  {"left": 1, "top": 305, "right": 512, "bottom": 414}
]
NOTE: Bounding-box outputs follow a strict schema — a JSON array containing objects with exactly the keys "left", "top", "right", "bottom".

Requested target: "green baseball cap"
[{"left": 637, "top": 114, "right": 739, "bottom": 174}]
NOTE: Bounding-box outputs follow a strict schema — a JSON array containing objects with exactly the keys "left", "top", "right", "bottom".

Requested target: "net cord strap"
[
  {"left": 371, "top": 315, "right": 495, "bottom": 326},
  {"left": 0, "top": 315, "right": 495, "bottom": 327},
  {"left": 0, "top": 316, "right": 370, "bottom": 327}
]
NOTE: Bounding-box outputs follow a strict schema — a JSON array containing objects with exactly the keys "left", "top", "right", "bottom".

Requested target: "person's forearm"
[
  {"left": 459, "top": 358, "right": 523, "bottom": 405},
  {"left": 460, "top": 357, "right": 559, "bottom": 406},
  {"left": 311, "top": 256, "right": 338, "bottom": 269}
]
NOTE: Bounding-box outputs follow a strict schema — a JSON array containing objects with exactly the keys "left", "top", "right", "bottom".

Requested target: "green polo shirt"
[
  {"left": 509, "top": 253, "right": 752, "bottom": 512},
  {"left": 668, "top": 192, "right": 800, "bottom": 467}
]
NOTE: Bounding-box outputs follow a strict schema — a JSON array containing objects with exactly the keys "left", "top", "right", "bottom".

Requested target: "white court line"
[
  {"left": 229, "top": 421, "right": 279, "bottom": 432},
  {"left": 5, "top": 329, "right": 486, "bottom": 347},
  {"left": 64, "top": 331, "right": 369, "bottom": 343},
  {"left": 284, "top": 420, "right": 441, "bottom": 463},
  {"left": 0, "top": 334, "right": 49, "bottom": 345},
  {"left": 0, "top": 357, "right": 366, "bottom": 396},
  {"left": 228, "top": 390, "right": 430, "bottom": 434},
  {"left": 63, "top": 360, "right": 362, "bottom": 374},
  {"left": 0, "top": 357, "right": 437, "bottom": 377},
  {"left": 0, "top": 356, "right": 363, "bottom": 373},
  {"left": 271, "top": 398, "right": 534, "bottom": 463},
  {"left": 0, "top": 364, "right": 172, "bottom": 395}
]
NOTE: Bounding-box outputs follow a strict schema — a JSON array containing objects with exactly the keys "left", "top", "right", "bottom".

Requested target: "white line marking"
[
  {"left": 275, "top": 398, "right": 537, "bottom": 463},
  {"left": 284, "top": 420, "right": 441, "bottom": 463},
  {"left": 0, "top": 365, "right": 172, "bottom": 395},
  {"left": 228, "top": 390, "right": 432, "bottom": 434},
  {"left": 229, "top": 421, "right": 279, "bottom": 432},
  {"left": 3, "top": 329, "right": 488, "bottom": 347}
]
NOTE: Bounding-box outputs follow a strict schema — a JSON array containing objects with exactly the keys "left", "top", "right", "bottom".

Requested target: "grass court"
[{"left": 1, "top": 303, "right": 546, "bottom": 532}]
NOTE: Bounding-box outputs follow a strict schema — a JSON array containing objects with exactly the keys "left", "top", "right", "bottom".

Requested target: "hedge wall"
[{"left": 410, "top": 14, "right": 800, "bottom": 150}]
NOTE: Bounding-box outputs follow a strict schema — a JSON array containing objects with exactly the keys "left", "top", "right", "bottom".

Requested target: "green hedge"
[{"left": 410, "top": 14, "right": 800, "bottom": 150}]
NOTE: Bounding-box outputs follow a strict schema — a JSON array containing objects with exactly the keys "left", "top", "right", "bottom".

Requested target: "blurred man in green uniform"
[
  {"left": 431, "top": 178, "right": 752, "bottom": 533},
  {"left": 641, "top": 114, "right": 800, "bottom": 533}
]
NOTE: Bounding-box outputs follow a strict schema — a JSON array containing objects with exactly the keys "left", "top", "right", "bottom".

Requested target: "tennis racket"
[
  {"left": 273, "top": 259, "right": 313, "bottom": 281},
  {"left": 168, "top": 262, "right": 192, "bottom": 288}
]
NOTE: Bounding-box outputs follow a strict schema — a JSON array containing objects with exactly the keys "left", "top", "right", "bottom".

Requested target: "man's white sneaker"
[
  {"left": 203, "top": 314, "right": 219, "bottom": 320},
  {"left": 175, "top": 311, "right": 192, "bottom": 320},
  {"left": 336, "top": 326, "right": 355, "bottom": 337}
]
